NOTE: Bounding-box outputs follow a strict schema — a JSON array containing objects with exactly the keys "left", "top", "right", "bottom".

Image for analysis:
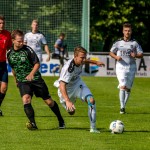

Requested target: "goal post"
[{"left": 81, "top": 0, "right": 90, "bottom": 52}]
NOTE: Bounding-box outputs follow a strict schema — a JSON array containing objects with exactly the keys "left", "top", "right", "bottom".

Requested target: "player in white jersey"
[
  {"left": 54, "top": 46, "right": 105, "bottom": 133},
  {"left": 24, "top": 20, "right": 51, "bottom": 62},
  {"left": 109, "top": 23, "right": 143, "bottom": 114}
]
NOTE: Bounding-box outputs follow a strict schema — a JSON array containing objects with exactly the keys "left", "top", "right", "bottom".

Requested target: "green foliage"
[
  {"left": 90, "top": 0, "right": 150, "bottom": 52},
  {"left": 0, "top": 0, "right": 82, "bottom": 51},
  {"left": 0, "top": 76, "right": 150, "bottom": 150}
]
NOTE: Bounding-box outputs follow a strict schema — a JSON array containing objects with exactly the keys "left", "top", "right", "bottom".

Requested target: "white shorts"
[
  {"left": 116, "top": 64, "right": 136, "bottom": 89},
  {"left": 57, "top": 80, "right": 92, "bottom": 109}
]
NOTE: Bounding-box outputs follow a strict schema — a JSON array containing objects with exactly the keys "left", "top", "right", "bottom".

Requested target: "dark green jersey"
[{"left": 7, "top": 45, "right": 41, "bottom": 82}]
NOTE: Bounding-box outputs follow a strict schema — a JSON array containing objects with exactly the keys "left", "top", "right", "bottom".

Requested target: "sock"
[
  {"left": 50, "top": 101, "right": 64, "bottom": 123},
  {"left": 24, "top": 103, "right": 36, "bottom": 124},
  {"left": 88, "top": 104, "right": 96, "bottom": 129},
  {"left": 119, "top": 90, "right": 125, "bottom": 109},
  {"left": 0, "top": 93, "right": 6, "bottom": 106},
  {"left": 124, "top": 91, "right": 130, "bottom": 106}
]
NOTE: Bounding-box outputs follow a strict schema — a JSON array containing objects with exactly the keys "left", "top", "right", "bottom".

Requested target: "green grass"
[{"left": 0, "top": 76, "right": 150, "bottom": 150}]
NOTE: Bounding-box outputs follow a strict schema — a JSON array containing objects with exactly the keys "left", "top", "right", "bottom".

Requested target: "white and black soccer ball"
[{"left": 109, "top": 120, "right": 124, "bottom": 134}]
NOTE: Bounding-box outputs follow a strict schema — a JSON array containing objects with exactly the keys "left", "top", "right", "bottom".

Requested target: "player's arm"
[
  {"left": 130, "top": 52, "right": 143, "bottom": 58},
  {"left": 44, "top": 44, "right": 51, "bottom": 62},
  {"left": 25, "top": 47, "right": 40, "bottom": 81},
  {"left": 109, "top": 52, "right": 122, "bottom": 61},
  {"left": 83, "top": 59, "right": 105, "bottom": 67},
  {"left": 135, "top": 53, "right": 143, "bottom": 58},
  {"left": 11, "top": 68, "right": 18, "bottom": 86},
  {"left": 54, "top": 42, "right": 64, "bottom": 51},
  {"left": 6, "top": 32, "right": 12, "bottom": 51},
  {"left": 59, "top": 81, "right": 75, "bottom": 112},
  {"left": 26, "top": 63, "right": 40, "bottom": 81}
]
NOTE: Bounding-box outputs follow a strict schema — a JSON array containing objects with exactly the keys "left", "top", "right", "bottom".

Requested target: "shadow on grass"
[
  {"left": 126, "top": 112, "right": 150, "bottom": 114},
  {"left": 36, "top": 115, "right": 87, "bottom": 118},
  {"left": 2, "top": 115, "right": 87, "bottom": 118},
  {"left": 38, "top": 127, "right": 105, "bottom": 131},
  {"left": 125, "top": 130, "right": 150, "bottom": 133}
]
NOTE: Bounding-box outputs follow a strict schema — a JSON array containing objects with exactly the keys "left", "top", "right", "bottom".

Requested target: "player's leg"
[
  {"left": 0, "top": 63, "right": 8, "bottom": 116},
  {"left": 33, "top": 79, "right": 65, "bottom": 129},
  {"left": 78, "top": 83, "right": 100, "bottom": 133},
  {"left": 18, "top": 82, "right": 37, "bottom": 130},
  {"left": 124, "top": 71, "right": 135, "bottom": 107},
  {"left": 0, "top": 82, "right": 8, "bottom": 116},
  {"left": 124, "top": 89, "right": 131, "bottom": 106},
  {"left": 116, "top": 70, "right": 128, "bottom": 114},
  {"left": 44, "top": 98, "right": 65, "bottom": 129},
  {"left": 58, "top": 88, "right": 76, "bottom": 115}
]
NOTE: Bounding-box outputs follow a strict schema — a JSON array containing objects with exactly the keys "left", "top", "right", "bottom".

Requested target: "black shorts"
[
  {"left": 0, "top": 62, "right": 8, "bottom": 83},
  {"left": 17, "top": 78, "right": 51, "bottom": 100}
]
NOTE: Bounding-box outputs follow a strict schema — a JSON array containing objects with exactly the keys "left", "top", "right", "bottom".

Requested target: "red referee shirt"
[{"left": 0, "top": 30, "right": 12, "bottom": 62}]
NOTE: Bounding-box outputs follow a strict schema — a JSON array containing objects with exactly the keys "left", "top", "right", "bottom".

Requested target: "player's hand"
[
  {"left": 66, "top": 101, "right": 76, "bottom": 112},
  {"left": 130, "top": 52, "right": 136, "bottom": 58},
  {"left": 25, "top": 74, "right": 34, "bottom": 81},
  {"left": 60, "top": 48, "right": 64, "bottom": 51},
  {"left": 96, "top": 62, "right": 105, "bottom": 67},
  {"left": 116, "top": 56, "right": 122, "bottom": 61},
  {"left": 46, "top": 55, "right": 50, "bottom": 62}
]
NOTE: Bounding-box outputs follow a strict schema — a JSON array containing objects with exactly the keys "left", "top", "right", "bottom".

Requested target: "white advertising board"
[{"left": 8, "top": 54, "right": 150, "bottom": 77}]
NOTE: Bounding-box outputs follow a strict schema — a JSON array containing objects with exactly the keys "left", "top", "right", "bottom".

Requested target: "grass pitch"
[{"left": 0, "top": 76, "right": 150, "bottom": 150}]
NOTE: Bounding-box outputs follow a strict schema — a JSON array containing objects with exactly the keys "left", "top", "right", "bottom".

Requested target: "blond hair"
[
  {"left": 74, "top": 46, "right": 87, "bottom": 56},
  {"left": 31, "top": 19, "right": 39, "bottom": 25}
]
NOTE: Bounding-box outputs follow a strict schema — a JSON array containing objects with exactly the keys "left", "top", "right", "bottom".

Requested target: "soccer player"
[
  {"left": 54, "top": 46, "right": 105, "bottom": 133},
  {"left": 109, "top": 22, "right": 143, "bottom": 114},
  {"left": 0, "top": 15, "right": 12, "bottom": 116},
  {"left": 7, "top": 30, "right": 65, "bottom": 130},
  {"left": 24, "top": 19, "right": 51, "bottom": 63}
]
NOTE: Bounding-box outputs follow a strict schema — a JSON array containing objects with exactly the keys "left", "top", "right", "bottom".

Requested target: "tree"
[{"left": 90, "top": 0, "right": 150, "bottom": 52}]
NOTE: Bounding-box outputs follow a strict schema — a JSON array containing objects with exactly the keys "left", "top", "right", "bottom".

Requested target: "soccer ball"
[{"left": 109, "top": 120, "right": 124, "bottom": 134}]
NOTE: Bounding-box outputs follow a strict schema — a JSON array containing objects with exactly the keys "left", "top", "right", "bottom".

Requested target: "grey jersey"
[
  {"left": 58, "top": 58, "right": 82, "bottom": 88},
  {"left": 54, "top": 39, "right": 64, "bottom": 55},
  {"left": 110, "top": 38, "right": 143, "bottom": 66}
]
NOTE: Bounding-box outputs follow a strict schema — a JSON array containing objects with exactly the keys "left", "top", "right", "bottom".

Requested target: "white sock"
[
  {"left": 124, "top": 91, "right": 130, "bottom": 106},
  {"left": 88, "top": 104, "right": 96, "bottom": 129},
  {"left": 119, "top": 90, "right": 125, "bottom": 109}
]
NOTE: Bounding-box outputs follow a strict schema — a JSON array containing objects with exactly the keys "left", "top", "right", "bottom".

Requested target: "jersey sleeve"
[
  {"left": 59, "top": 64, "right": 73, "bottom": 83},
  {"left": 41, "top": 34, "right": 47, "bottom": 45},
  {"left": 135, "top": 42, "right": 143, "bottom": 54},
  {"left": 55, "top": 39, "right": 62, "bottom": 46},
  {"left": 110, "top": 42, "right": 118, "bottom": 54},
  {"left": 26, "top": 46, "right": 40, "bottom": 64}
]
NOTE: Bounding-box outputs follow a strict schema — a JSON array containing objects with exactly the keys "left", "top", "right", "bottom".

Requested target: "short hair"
[
  {"left": 123, "top": 22, "right": 132, "bottom": 29},
  {"left": 0, "top": 15, "right": 5, "bottom": 21},
  {"left": 59, "top": 33, "right": 65, "bottom": 37},
  {"left": 74, "top": 46, "right": 87, "bottom": 56},
  {"left": 11, "top": 30, "right": 24, "bottom": 39},
  {"left": 32, "top": 19, "right": 39, "bottom": 25}
]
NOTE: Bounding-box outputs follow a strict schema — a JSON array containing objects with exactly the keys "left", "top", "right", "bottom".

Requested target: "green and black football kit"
[{"left": 7, "top": 45, "right": 51, "bottom": 100}]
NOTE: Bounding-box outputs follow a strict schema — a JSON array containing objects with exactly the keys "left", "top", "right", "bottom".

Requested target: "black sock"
[
  {"left": 50, "top": 101, "right": 64, "bottom": 123},
  {"left": 24, "top": 103, "right": 36, "bottom": 124},
  {"left": 0, "top": 93, "right": 5, "bottom": 106}
]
